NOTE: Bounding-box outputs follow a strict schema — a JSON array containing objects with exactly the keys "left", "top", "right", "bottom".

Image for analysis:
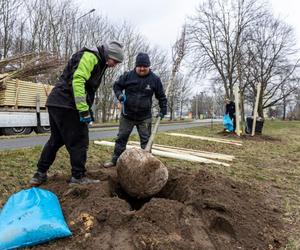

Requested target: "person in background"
[
  {"left": 104, "top": 52, "right": 167, "bottom": 168},
  {"left": 225, "top": 98, "right": 236, "bottom": 132},
  {"left": 30, "top": 41, "right": 124, "bottom": 186}
]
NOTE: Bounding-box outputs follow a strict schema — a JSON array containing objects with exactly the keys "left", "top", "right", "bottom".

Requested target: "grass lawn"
[{"left": 0, "top": 120, "right": 299, "bottom": 248}]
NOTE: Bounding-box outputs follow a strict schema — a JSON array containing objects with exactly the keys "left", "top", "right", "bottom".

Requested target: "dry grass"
[{"left": 0, "top": 120, "right": 299, "bottom": 248}]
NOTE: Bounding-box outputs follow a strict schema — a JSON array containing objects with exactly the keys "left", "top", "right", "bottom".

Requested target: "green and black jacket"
[{"left": 46, "top": 46, "right": 108, "bottom": 115}]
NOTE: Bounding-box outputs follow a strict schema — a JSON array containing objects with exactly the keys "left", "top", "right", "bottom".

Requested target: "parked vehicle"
[
  {"left": 0, "top": 108, "right": 50, "bottom": 135},
  {"left": 0, "top": 76, "right": 52, "bottom": 135}
]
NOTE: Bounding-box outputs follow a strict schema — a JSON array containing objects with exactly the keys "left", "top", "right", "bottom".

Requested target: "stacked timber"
[{"left": 0, "top": 76, "right": 53, "bottom": 108}]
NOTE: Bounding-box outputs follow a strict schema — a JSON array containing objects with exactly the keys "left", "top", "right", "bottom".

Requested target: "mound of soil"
[{"left": 36, "top": 167, "right": 286, "bottom": 250}]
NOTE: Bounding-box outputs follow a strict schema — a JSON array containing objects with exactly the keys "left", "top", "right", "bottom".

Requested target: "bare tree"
[
  {"left": 187, "top": 0, "right": 263, "bottom": 98},
  {"left": 187, "top": 0, "right": 300, "bottom": 118},
  {"left": 177, "top": 74, "right": 192, "bottom": 119},
  {"left": 292, "top": 87, "right": 300, "bottom": 120},
  {"left": 114, "top": 22, "right": 149, "bottom": 71},
  {"left": 245, "top": 14, "right": 300, "bottom": 117},
  {"left": 0, "top": 0, "right": 23, "bottom": 58},
  {"left": 0, "top": 0, "right": 175, "bottom": 125},
  {"left": 168, "top": 25, "right": 188, "bottom": 120}
]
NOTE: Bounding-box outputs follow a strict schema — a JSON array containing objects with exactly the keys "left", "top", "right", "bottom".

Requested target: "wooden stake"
[
  {"left": 234, "top": 85, "right": 241, "bottom": 136},
  {"left": 252, "top": 82, "right": 261, "bottom": 136}
]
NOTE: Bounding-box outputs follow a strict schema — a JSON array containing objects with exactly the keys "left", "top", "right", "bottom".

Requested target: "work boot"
[
  {"left": 30, "top": 171, "right": 47, "bottom": 186},
  {"left": 69, "top": 176, "right": 100, "bottom": 185},
  {"left": 103, "top": 161, "right": 116, "bottom": 168}
]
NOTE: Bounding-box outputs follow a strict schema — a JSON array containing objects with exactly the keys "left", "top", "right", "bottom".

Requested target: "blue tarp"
[
  {"left": 223, "top": 114, "right": 234, "bottom": 132},
  {"left": 0, "top": 187, "right": 71, "bottom": 250}
]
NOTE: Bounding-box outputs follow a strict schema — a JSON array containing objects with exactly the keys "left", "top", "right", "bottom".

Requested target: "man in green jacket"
[{"left": 30, "top": 41, "right": 124, "bottom": 186}]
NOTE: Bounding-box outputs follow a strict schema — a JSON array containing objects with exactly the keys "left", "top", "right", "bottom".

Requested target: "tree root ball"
[{"left": 117, "top": 148, "right": 169, "bottom": 198}]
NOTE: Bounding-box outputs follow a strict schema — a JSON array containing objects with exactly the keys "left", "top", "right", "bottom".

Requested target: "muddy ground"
[{"left": 34, "top": 166, "right": 286, "bottom": 250}]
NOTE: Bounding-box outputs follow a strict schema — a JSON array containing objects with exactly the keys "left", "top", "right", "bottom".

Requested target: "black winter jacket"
[
  {"left": 225, "top": 101, "right": 236, "bottom": 118},
  {"left": 113, "top": 69, "right": 167, "bottom": 121},
  {"left": 46, "top": 46, "right": 107, "bottom": 111}
]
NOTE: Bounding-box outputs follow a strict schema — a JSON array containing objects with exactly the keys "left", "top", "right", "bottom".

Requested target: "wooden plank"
[
  {"left": 14, "top": 79, "right": 20, "bottom": 108},
  {"left": 94, "top": 140, "right": 230, "bottom": 167},
  {"left": 252, "top": 82, "right": 261, "bottom": 136},
  {"left": 0, "top": 77, "right": 53, "bottom": 108},
  {"left": 165, "top": 133, "right": 243, "bottom": 146},
  {"left": 128, "top": 141, "right": 235, "bottom": 161},
  {"left": 151, "top": 145, "right": 233, "bottom": 161}
]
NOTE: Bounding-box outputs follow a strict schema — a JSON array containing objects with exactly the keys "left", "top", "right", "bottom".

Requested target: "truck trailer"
[{"left": 0, "top": 76, "right": 52, "bottom": 136}]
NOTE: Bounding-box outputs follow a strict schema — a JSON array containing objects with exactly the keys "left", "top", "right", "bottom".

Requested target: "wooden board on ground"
[
  {"left": 128, "top": 141, "right": 235, "bottom": 161},
  {"left": 164, "top": 133, "right": 243, "bottom": 146},
  {"left": 94, "top": 140, "right": 231, "bottom": 167}
]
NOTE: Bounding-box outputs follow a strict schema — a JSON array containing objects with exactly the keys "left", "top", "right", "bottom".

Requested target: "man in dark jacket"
[
  {"left": 30, "top": 41, "right": 124, "bottom": 186},
  {"left": 104, "top": 52, "right": 167, "bottom": 167},
  {"left": 225, "top": 98, "right": 236, "bottom": 131}
]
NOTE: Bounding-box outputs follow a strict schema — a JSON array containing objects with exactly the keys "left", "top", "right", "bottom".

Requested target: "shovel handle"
[
  {"left": 145, "top": 115, "right": 161, "bottom": 152},
  {"left": 144, "top": 77, "right": 173, "bottom": 152}
]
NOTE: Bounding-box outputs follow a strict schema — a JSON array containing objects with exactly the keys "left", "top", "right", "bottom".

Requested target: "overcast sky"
[
  {"left": 80, "top": 0, "right": 300, "bottom": 53},
  {"left": 78, "top": 0, "right": 299, "bottom": 93}
]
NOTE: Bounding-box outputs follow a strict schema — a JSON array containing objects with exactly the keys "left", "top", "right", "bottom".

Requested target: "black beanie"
[{"left": 135, "top": 52, "right": 151, "bottom": 67}]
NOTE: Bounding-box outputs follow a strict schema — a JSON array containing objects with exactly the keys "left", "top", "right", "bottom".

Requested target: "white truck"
[
  {"left": 0, "top": 77, "right": 52, "bottom": 136},
  {"left": 0, "top": 107, "right": 50, "bottom": 136}
]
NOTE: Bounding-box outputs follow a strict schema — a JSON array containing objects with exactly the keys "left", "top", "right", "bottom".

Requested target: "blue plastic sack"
[
  {"left": 223, "top": 114, "right": 234, "bottom": 132},
  {"left": 0, "top": 187, "right": 71, "bottom": 250}
]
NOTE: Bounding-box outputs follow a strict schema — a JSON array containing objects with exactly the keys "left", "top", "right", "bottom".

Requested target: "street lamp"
[
  {"left": 77, "top": 9, "right": 96, "bottom": 22},
  {"left": 76, "top": 9, "right": 96, "bottom": 50}
]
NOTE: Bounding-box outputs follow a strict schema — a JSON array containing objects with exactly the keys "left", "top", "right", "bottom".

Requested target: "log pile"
[
  {"left": 0, "top": 52, "right": 64, "bottom": 108},
  {"left": 0, "top": 76, "right": 53, "bottom": 108}
]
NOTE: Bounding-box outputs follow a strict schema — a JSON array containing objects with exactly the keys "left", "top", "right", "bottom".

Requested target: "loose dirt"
[{"left": 35, "top": 166, "right": 285, "bottom": 250}]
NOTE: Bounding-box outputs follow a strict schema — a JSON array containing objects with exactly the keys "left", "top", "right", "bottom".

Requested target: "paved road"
[{"left": 0, "top": 119, "right": 220, "bottom": 151}]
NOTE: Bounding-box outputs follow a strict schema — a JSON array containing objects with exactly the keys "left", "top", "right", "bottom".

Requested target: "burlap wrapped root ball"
[{"left": 117, "top": 148, "right": 169, "bottom": 198}]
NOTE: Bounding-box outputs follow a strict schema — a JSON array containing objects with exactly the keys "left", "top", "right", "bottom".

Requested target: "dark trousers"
[
  {"left": 37, "top": 107, "right": 89, "bottom": 179},
  {"left": 112, "top": 115, "right": 152, "bottom": 164}
]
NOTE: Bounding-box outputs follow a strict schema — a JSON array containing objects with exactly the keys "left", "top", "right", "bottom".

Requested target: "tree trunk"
[
  {"left": 282, "top": 96, "right": 287, "bottom": 120},
  {"left": 101, "top": 104, "right": 107, "bottom": 123},
  {"left": 180, "top": 102, "right": 183, "bottom": 119}
]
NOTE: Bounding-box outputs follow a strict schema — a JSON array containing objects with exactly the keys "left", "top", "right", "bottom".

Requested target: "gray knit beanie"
[{"left": 107, "top": 40, "right": 124, "bottom": 63}]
